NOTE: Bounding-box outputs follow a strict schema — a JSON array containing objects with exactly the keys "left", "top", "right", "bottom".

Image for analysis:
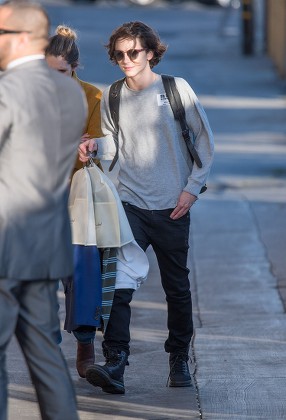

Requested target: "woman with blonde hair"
[
  {"left": 46, "top": 25, "right": 103, "bottom": 174},
  {"left": 45, "top": 25, "right": 103, "bottom": 379}
]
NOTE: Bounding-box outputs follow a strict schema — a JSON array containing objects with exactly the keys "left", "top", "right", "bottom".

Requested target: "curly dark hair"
[{"left": 106, "top": 21, "right": 167, "bottom": 69}]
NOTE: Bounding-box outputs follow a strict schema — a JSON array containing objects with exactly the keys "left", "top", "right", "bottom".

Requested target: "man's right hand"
[{"left": 78, "top": 138, "right": 97, "bottom": 163}]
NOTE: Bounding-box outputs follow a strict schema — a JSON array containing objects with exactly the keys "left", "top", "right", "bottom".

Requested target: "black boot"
[
  {"left": 85, "top": 348, "right": 128, "bottom": 394},
  {"left": 168, "top": 351, "right": 192, "bottom": 387}
]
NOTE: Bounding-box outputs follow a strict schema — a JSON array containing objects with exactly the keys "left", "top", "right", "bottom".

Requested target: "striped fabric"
[{"left": 100, "top": 247, "right": 117, "bottom": 332}]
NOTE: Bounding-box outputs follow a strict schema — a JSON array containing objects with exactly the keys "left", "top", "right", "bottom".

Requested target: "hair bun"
[{"left": 56, "top": 25, "right": 77, "bottom": 40}]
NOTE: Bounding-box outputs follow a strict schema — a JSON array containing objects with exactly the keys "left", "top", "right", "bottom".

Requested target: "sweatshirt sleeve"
[
  {"left": 96, "top": 87, "right": 117, "bottom": 161},
  {"left": 175, "top": 77, "right": 214, "bottom": 197}
]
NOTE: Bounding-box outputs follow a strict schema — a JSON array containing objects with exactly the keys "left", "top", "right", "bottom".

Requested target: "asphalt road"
[{"left": 42, "top": 0, "right": 284, "bottom": 189}]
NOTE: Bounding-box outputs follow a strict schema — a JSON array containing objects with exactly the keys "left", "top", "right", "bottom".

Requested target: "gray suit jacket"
[{"left": 0, "top": 59, "right": 87, "bottom": 280}]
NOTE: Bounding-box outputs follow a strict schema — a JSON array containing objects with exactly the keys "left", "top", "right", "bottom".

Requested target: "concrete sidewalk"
[
  {"left": 191, "top": 189, "right": 286, "bottom": 419},
  {"left": 7, "top": 1, "right": 286, "bottom": 419},
  {"left": 8, "top": 249, "right": 200, "bottom": 420},
  {"left": 188, "top": 3, "right": 286, "bottom": 418}
]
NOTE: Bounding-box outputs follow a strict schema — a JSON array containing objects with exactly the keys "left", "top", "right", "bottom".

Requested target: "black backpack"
[{"left": 108, "top": 74, "right": 207, "bottom": 194}]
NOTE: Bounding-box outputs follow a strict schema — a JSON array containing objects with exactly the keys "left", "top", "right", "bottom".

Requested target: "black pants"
[{"left": 103, "top": 202, "right": 193, "bottom": 355}]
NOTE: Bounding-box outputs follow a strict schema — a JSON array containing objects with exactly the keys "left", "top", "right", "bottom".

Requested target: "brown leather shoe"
[{"left": 76, "top": 342, "right": 95, "bottom": 378}]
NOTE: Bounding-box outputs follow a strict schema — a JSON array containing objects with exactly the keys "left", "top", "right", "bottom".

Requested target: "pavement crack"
[{"left": 191, "top": 332, "right": 203, "bottom": 420}]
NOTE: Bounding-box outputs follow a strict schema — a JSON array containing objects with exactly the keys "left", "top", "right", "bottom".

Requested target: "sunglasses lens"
[
  {"left": 114, "top": 49, "right": 144, "bottom": 62},
  {"left": 129, "top": 50, "right": 139, "bottom": 60},
  {"left": 114, "top": 51, "right": 124, "bottom": 61}
]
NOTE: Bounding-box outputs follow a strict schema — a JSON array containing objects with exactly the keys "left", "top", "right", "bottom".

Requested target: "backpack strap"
[
  {"left": 108, "top": 77, "right": 125, "bottom": 171},
  {"left": 161, "top": 74, "right": 202, "bottom": 169}
]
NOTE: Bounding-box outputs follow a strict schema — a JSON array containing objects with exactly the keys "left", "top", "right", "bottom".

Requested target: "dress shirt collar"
[{"left": 7, "top": 54, "right": 45, "bottom": 70}]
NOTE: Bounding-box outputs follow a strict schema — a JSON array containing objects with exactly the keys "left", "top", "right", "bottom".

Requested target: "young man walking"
[{"left": 79, "top": 21, "right": 214, "bottom": 394}]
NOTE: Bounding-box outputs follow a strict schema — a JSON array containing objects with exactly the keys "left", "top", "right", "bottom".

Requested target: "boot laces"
[
  {"left": 166, "top": 352, "right": 190, "bottom": 386},
  {"left": 105, "top": 349, "right": 121, "bottom": 367},
  {"left": 170, "top": 353, "right": 189, "bottom": 374}
]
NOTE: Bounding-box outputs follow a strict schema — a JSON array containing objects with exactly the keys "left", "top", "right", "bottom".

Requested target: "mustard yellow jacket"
[{"left": 72, "top": 72, "right": 103, "bottom": 171}]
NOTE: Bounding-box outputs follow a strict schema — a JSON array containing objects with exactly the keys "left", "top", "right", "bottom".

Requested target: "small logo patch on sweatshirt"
[{"left": 157, "top": 93, "right": 169, "bottom": 106}]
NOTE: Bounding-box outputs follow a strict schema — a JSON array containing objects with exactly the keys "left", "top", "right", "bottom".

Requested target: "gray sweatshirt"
[{"left": 98, "top": 76, "right": 214, "bottom": 210}]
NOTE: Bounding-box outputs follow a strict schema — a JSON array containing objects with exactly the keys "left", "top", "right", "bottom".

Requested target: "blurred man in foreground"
[{"left": 0, "top": 2, "right": 87, "bottom": 419}]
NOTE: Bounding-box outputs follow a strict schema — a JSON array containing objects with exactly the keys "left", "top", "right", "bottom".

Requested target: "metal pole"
[
  {"left": 263, "top": 0, "right": 268, "bottom": 54},
  {"left": 242, "top": 0, "right": 254, "bottom": 55}
]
